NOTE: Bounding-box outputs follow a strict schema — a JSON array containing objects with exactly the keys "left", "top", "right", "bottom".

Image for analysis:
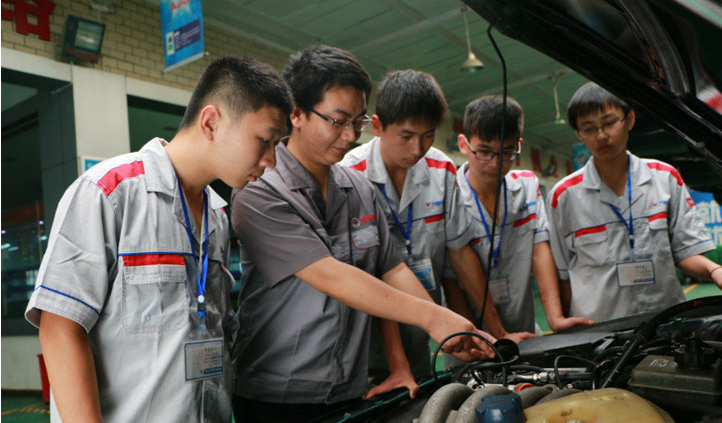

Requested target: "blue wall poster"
[
  {"left": 160, "top": 0, "right": 204, "bottom": 73},
  {"left": 689, "top": 189, "right": 722, "bottom": 246},
  {"left": 572, "top": 143, "right": 591, "bottom": 171},
  {"left": 79, "top": 156, "right": 105, "bottom": 175}
]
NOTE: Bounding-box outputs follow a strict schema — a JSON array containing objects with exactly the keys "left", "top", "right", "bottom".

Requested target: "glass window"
[{"left": 2, "top": 106, "right": 45, "bottom": 319}]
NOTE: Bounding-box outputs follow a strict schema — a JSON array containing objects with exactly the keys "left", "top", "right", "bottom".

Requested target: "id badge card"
[
  {"left": 489, "top": 278, "right": 511, "bottom": 305},
  {"left": 409, "top": 258, "right": 436, "bottom": 291},
  {"left": 185, "top": 323, "right": 224, "bottom": 382},
  {"left": 616, "top": 260, "right": 655, "bottom": 287}
]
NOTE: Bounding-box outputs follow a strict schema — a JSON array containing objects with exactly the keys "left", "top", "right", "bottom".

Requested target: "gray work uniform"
[
  {"left": 446, "top": 165, "right": 549, "bottom": 334},
  {"left": 546, "top": 152, "right": 715, "bottom": 322},
  {"left": 230, "top": 141, "right": 403, "bottom": 404},
  {"left": 340, "top": 138, "right": 474, "bottom": 377},
  {"left": 25, "top": 139, "right": 235, "bottom": 423}
]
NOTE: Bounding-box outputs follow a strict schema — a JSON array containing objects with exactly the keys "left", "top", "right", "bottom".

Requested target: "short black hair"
[
  {"left": 283, "top": 45, "right": 372, "bottom": 114},
  {"left": 567, "top": 82, "right": 632, "bottom": 130},
  {"left": 179, "top": 55, "right": 293, "bottom": 129},
  {"left": 463, "top": 95, "right": 524, "bottom": 142},
  {"left": 375, "top": 69, "right": 448, "bottom": 129}
]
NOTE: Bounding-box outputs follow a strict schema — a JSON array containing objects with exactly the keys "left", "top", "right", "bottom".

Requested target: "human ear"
[
  {"left": 458, "top": 134, "right": 469, "bottom": 153},
  {"left": 198, "top": 105, "right": 221, "bottom": 140},
  {"left": 626, "top": 110, "right": 636, "bottom": 131},
  {"left": 289, "top": 107, "right": 305, "bottom": 130},
  {"left": 371, "top": 115, "right": 384, "bottom": 137}
]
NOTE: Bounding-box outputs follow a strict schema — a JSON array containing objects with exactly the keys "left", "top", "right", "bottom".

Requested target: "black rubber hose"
[
  {"left": 508, "top": 365, "right": 545, "bottom": 373},
  {"left": 431, "top": 331, "right": 501, "bottom": 386},
  {"left": 600, "top": 296, "right": 722, "bottom": 388}
]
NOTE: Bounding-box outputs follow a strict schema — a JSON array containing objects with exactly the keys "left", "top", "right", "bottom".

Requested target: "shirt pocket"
[
  {"left": 572, "top": 226, "right": 610, "bottom": 267},
  {"left": 422, "top": 213, "right": 446, "bottom": 233},
  {"left": 121, "top": 258, "right": 189, "bottom": 333},
  {"left": 351, "top": 225, "right": 380, "bottom": 250},
  {"left": 350, "top": 225, "right": 380, "bottom": 267},
  {"left": 648, "top": 214, "right": 669, "bottom": 231},
  {"left": 643, "top": 213, "right": 671, "bottom": 256}
]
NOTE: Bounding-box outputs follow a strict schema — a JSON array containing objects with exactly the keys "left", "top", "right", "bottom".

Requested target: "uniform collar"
[
  {"left": 457, "top": 162, "right": 514, "bottom": 223},
  {"left": 366, "top": 137, "right": 430, "bottom": 212},
  {"left": 582, "top": 151, "right": 648, "bottom": 210},
  {"left": 505, "top": 171, "right": 523, "bottom": 192},
  {"left": 457, "top": 162, "right": 473, "bottom": 199},
  {"left": 457, "top": 162, "right": 520, "bottom": 196},
  {"left": 139, "top": 138, "right": 226, "bottom": 210},
  {"left": 139, "top": 138, "right": 226, "bottom": 242},
  {"left": 274, "top": 139, "right": 353, "bottom": 191}
]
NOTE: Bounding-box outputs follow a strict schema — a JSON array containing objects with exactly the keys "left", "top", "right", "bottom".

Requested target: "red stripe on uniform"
[
  {"left": 424, "top": 214, "right": 445, "bottom": 224},
  {"left": 472, "top": 238, "right": 482, "bottom": 244},
  {"left": 647, "top": 162, "right": 683, "bottom": 186},
  {"left": 123, "top": 254, "right": 185, "bottom": 267},
  {"left": 513, "top": 213, "right": 537, "bottom": 227},
  {"left": 511, "top": 171, "right": 535, "bottom": 179},
  {"left": 575, "top": 224, "right": 606, "bottom": 238},
  {"left": 686, "top": 197, "right": 695, "bottom": 208},
  {"left": 425, "top": 158, "right": 457, "bottom": 175},
  {"left": 349, "top": 160, "right": 367, "bottom": 172},
  {"left": 96, "top": 161, "right": 145, "bottom": 196},
  {"left": 551, "top": 174, "right": 584, "bottom": 208},
  {"left": 648, "top": 212, "right": 668, "bottom": 222}
]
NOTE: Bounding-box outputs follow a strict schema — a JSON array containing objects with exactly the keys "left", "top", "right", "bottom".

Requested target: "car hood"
[{"left": 464, "top": 0, "right": 722, "bottom": 195}]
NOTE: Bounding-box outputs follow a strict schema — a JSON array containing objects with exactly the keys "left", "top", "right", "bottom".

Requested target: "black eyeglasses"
[
  {"left": 466, "top": 140, "right": 519, "bottom": 162},
  {"left": 578, "top": 115, "right": 627, "bottom": 138},
  {"left": 310, "top": 109, "right": 372, "bottom": 132}
]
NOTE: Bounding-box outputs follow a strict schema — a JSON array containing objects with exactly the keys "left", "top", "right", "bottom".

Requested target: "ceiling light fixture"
[
  {"left": 552, "top": 75, "right": 567, "bottom": 125},
  {"left": 460, "top": 6, "right": 484, "bottom": 72}
]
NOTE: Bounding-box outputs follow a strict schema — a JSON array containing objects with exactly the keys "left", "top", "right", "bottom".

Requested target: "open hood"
[{"left": 465, "top": 0, "right": 722, "bottom": 198}]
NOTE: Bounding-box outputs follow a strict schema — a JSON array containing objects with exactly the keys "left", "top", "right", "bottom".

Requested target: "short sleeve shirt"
[
  {"left": 449, "top": 164, "right": 549, "bottom": 333},
  {"left": 546, "top": 152, "right": 714, "bottom": 322},
  {"left": 25, "top": 139, "right": 235, "bottom": 423},
  {"left": 230, "top": 141, "right": 402, "bottom": 404},
  {"left": 340, "top": 138, "right": 474, "bottom": 304}
]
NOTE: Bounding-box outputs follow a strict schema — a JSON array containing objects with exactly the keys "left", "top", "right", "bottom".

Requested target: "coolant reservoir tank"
[{"left": 524, "top": 388, "right": 674, "bottom": 423}]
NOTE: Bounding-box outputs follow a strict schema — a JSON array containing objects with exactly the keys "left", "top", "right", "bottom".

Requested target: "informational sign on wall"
[
  {"left": 79, "top": 156, "right": 105, "bottom": 175},
  {"left": 689, "top": 189, "right": 722, "bottom": 246},
  {"left": 572, "top": 143, "right": 591, "bottom": 171},
  {"left": 160, "top": 0, "right": 204, "bottom": 73}
]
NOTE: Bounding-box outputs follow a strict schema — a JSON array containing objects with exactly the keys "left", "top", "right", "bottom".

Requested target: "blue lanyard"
[
  {"left": 608, "top": 157, "right": 634, "bottom": 251},
  {"left": 380, "top": 185, "right": 413, "bottom": 255},
  {"left": 177, "top": 178, "right": 209, "bottom": 319},
  {"left": 466, "top": 171, "right": 507, "bottom": 268}
]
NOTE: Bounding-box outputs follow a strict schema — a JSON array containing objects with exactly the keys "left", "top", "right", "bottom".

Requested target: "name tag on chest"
[
  {"left": 616, "top": 260, "right": 656, "bottom": 287},
  {"left": 184, "top": 339, "right": 224, "bottom": 381},
  {"left": 489, "top": 278, "right": 511, "bottom": 305},
  {"left": 408, "top": 258, "right": 436, "bottom": 291}
]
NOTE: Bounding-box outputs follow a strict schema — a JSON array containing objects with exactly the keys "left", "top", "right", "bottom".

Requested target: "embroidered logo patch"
[{"left": 351, "top": 214, "right": 376, "bottom": 228}]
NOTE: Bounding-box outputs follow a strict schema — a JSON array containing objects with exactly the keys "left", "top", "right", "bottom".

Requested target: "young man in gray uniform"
[
  {"left": 24, "top": 56, "right": 293, "bottom": 422},
  {"left": 341, "top": 71, "right": 537, "bottom": 397},
  {"left": 230, "top": 46, "right": 495, "bottom": 423},
  {"left": 450, "top": 96, "right": 593, "bottom": 337},
  {"left": 547, "top": 82, "right": 722, "bottom": 322}
]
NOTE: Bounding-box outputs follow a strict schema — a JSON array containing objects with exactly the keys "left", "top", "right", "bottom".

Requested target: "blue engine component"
[{"left": 475, "top": 392, "right": 525, "bottom": 423}]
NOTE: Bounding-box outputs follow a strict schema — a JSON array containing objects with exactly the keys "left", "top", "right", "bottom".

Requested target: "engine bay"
[{"left": 313, "top": 296, "right": 722, "bottom": 423}]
